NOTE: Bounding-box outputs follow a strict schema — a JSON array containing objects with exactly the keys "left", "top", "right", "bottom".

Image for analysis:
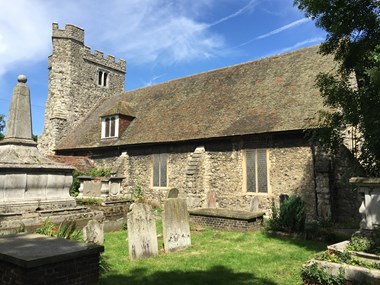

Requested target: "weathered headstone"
[
  {"left": 127, "top": 203, "right": 158, "bottom": 260},
  {"left": 83, "top": 219, "right": 104, "bottom": 244},
  {"left": 207, "top": 191, "right": 217, "bottom": 208},
  {"left": 167, "top": 188, "right": 179, "bottom": 198},
  {"left": 162, "top": 197, "right": 191, "bottom": 252},
  {"left": 249, "top": 196, "right": 260, "bottom": 212}
]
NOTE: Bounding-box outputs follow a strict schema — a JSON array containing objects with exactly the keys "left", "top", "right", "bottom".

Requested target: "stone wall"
[
  {"left": 61, "top": 134, "right": 361, "bottom": 223},
  {"left": 84, "top": 136, "right": 321, "bottom": 221},
  {"left": 39, "top": 23, "right": 126, "bottom": 155}
]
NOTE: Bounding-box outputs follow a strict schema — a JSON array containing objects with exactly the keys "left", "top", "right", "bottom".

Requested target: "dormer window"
[
  {"left": 101, "top": 115, "right": 119, "bottom": 139},
  {"left": 100, "top": 101, "right": 136, "bottom": 141},
  {"left": 98, "top": 70, "right": 109, "bottom": 87}
]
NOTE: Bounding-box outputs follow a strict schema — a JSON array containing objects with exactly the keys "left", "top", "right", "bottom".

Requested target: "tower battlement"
[
  {"left": 84, "top": 46, "right": 126, "bottom": 73},
  {"left": 39, "top": 23, "right": 126, "bottom": 155},
  {"left": 52, "top": 23, "right": 84, "bottom": 43}
]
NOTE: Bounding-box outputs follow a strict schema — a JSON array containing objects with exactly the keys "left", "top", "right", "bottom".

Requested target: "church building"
[{"left": 38, "top": 23, "right": 362, "bottom": 223}]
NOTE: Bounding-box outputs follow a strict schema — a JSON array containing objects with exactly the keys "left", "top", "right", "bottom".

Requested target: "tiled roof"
[
  {"left": 101, "top": 101, "right": 136, "bottom": 117},
  {"left": 57, "top": 45, "right": 335, "bottom": 150}
]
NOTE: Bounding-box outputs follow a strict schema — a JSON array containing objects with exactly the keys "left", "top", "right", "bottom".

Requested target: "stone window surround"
[
  {"left": 101, "top": 115, "right": 119, "bottom": 139},
  {"left": 152, "top": 153, "right": 169, "bottom": 189},
  {"left": 242, "top": 148, "right": 270, "bottom": 195},
  {"left": 97, "top": 69, "right": 109, "bottom": 87}
]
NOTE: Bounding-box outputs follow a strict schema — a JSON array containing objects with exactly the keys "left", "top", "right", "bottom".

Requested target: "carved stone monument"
[
  {"left": 127, "top": 203, "right": 158, "bottom": 260},
  {"left": 162, "top": 189, "right": 191, "bottom": 252},
  {"left": 0, "top": 75, "right": 76, "bottom": 213},
  {"left": 350, "top": 177, "right": 380, "bottom": 230}
]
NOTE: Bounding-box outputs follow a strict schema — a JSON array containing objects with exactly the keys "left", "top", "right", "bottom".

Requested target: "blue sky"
[{"left": 0, "top": 0, "right": 325, "bottom": 135}]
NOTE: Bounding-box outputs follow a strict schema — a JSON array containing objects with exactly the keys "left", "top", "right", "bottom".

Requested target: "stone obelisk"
[{"left": 0, "top": 75, "right": 76, "bottom": 213}]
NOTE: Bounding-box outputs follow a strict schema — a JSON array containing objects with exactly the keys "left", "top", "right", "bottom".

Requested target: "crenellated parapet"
[
  {"left": 52, "top": 23, "right": 84, "bottom": 43},
  {"left": 39, "top": 23, "right": 126, "bottom": 155},
  {"left": 83, "top": 46, "right": 126, "bottom": 73}
]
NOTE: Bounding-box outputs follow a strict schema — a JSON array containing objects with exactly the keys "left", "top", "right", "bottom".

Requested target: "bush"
[
  {"left": 36, "top": 218, "right": 81, "bottom": 241},
  {"left": 301, "top": 262, "right": 345, "bottom": 285},
  {"left": 267, "top": 195, "right": 306, "bottom": 233},
  {"left": 70, "top": 167, "right": 112, "bottom": 197}
]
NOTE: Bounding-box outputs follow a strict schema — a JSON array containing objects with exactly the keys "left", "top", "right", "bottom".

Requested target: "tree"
[
  {"left": 294, "top": 0, "right": 380, "bottom": 176},
  {"left": 0, "top": 114, "right": 5, "bottom": 140}
]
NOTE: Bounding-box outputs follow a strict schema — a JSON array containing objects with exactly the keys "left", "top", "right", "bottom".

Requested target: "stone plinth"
[
  {"left": 0, "top": 75, "right": 76, "bottom": 213},
  {"left": 78, "top": 176, "right": 124, "bottom": 199},
  {"left": 350, "top": 177, "right": 380, "bottom": 230},
  {"left": 0, "top": 233, "right": 104, "bottom": 285},
  {"left": 189, "top": 208, "right": 265, "bottom": 231}
]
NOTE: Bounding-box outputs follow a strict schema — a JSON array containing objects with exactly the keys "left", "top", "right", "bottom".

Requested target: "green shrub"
[
  {"left": 36, "top": 218, "right": 81, "bottom": 241},
  {"left": 70, "top": 167, "right": 112, "bottom": 197},
  {"left": 279, "top": 195, "right": 305, "bottom": 232},
  {"left": 301, "top": 262, "right": 345, "bottom": 285},
  {"left": 266, "top": 195, "right": 306, "bottom": 233},
  {"left": 132, "top": 184, "right": 144, "bottom": 202}
]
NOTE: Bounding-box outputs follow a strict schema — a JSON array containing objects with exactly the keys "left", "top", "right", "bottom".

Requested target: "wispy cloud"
[
  {"left": 233, "top": 18, "right": 311, "bottom": 49},
  {"left": 1, "top": 0, "right": 255, "bottom": 77},
  {"left": 256, "top": 18, "right": 310, "bottom": 40},
  {"left": 259, "top": 37, "right": 325, "bottom": 59},
  {"left": 207, "top": 0, "right": 259, "bottom": 28},
  {"left": 273, "top": 37, "right": 325, "bottom": 54}
]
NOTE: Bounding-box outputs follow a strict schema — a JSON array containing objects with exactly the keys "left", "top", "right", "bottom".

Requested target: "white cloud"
[
  {"left": 274, "top": 37, "right": 325, "bottom": 54},
  {"left": 255, "top": 18, "right": 310, "bottom": 40},
  {"left": 0, "top": 0, "right": 257, "bottom": 77}
]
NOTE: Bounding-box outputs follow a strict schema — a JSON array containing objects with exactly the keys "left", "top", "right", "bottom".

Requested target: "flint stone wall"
[
  {"left": 65, "top": 134, "right": 360, "bottom": 223},
  {"left": 39, "top": 23, "right": 126, "bottom": 155}
]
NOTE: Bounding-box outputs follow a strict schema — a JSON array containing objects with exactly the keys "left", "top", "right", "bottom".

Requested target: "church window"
[
  {"left": 153, "top": 153, "right": 168, "bottom": 187},
  {"left": 101, "top": 115, "right": 119, "bottom": 138},
  {"left": 98, "top": 70, "right": 109, "bottom": 87},
  {"left": 245, "top": 148, "right": 268, "bottom": 193}
]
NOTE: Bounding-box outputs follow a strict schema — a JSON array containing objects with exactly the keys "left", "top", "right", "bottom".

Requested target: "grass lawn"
[{"left": 100, "top": 223, "right": 327, "bottom": 285}]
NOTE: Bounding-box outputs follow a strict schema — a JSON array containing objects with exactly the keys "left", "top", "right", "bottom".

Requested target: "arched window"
[
  {"left": 97, "top": 70, "right": 109, "bottom": 87},
  {"left": 101, "top": 115, "right": 119, "bottom": 139}
]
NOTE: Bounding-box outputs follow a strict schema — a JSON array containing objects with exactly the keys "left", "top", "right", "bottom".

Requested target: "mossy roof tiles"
[{"left": 57, "top": 45, "right": 335, "bottom": 150}]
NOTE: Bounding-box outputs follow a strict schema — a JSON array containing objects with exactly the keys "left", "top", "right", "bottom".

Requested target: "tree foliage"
[
  {"left": 294, "top": 0, "right": 380, "bottom": 176},
  {"left": 0, "top": 114, "right": 5, "bottom": 140}
]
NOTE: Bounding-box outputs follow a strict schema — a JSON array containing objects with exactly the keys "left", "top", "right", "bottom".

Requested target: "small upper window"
[
  {"left": 101, "top": 115, "right": 119, "bottom": 139},
  {"left": 98, "top": 70, "right": 109, "bottom": 87}
]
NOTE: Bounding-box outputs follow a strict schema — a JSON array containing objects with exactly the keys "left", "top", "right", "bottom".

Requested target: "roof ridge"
[{"left": 124, "top": 44, "right": 320, "bottom": 94}]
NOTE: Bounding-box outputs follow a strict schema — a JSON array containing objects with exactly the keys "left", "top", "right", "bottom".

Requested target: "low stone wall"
[
  {"left": 0, "top": 233, "right": 103, "bottom": 285},
  {"left": 189, "top": 208, "right": 264, "bottom": 231},
  {"left": 76, "top": 199, "right": 131, "bottom": 231}
]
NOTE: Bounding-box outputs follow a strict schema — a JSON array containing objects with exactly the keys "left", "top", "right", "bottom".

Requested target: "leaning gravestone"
[
  {"left": 83, "top": 219, "right": 104, "bottom": 244},
  {"left": 249, "top": 196, "right": 260, "bottom": 212},
  {"left": 127, "top": 203, "right": 158, "bottom": 260},
  {"left": 162, "top": 189, "right": 191, "bottom": 252}
]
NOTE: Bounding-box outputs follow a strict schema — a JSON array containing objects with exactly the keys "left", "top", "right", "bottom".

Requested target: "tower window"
[
  {"left": 101, "top": 115, "right": 119, "bottom": 138},
  {"left": 98, "top": 70, "right": 109, "bottom": 87}
]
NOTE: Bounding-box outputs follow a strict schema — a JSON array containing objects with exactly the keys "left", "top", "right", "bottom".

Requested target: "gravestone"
[
  {"left": 127, "top": 203, "right": 158, "bottom": 260},
  {"left": 162, "top": 194, "right": 191, "bottom": 252},
  {"left": 167, "top": 188, "right": 179, "bottom": 198},
  {"left": 207, "top": 191, "right": 217, "bottom": 208},
  {"left": 249, "top": 196, "right": 260, "bottom": 212},
  {"left": 83, "top": 219, "right": 104, "bottom": 245}
]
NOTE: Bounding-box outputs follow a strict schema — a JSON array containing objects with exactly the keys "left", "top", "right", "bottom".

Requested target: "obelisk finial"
[{"left": 1, "top": 75, "right": 36, "bottom": 146}]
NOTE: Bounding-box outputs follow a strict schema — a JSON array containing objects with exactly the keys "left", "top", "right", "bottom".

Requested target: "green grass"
[{"left": 100, "top": 224, "right": 327, "bottom": 285}]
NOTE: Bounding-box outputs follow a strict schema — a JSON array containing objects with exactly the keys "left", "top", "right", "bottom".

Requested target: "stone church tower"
[{"left": 38, "top": 23, "right": 126, "bottom": 155}]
